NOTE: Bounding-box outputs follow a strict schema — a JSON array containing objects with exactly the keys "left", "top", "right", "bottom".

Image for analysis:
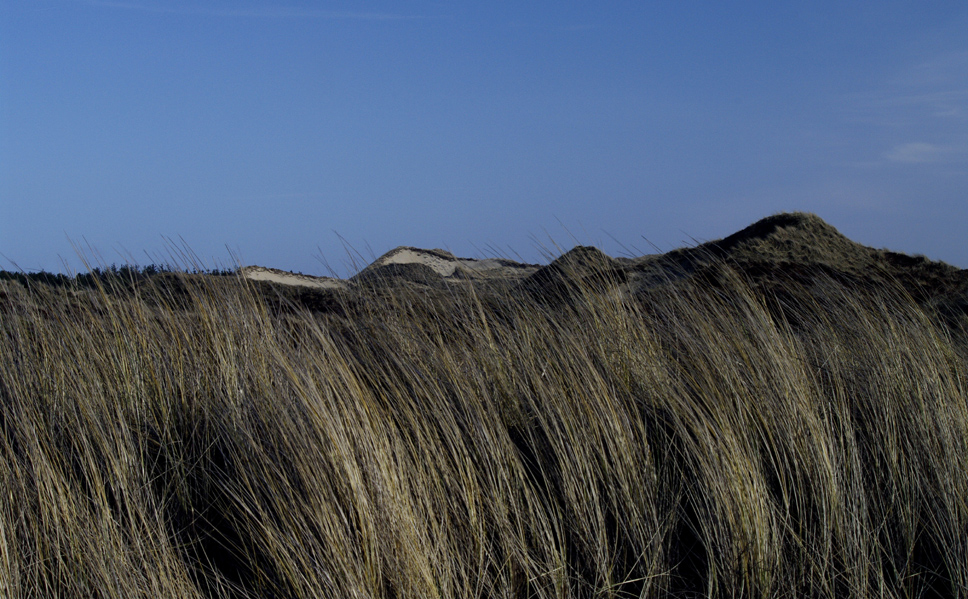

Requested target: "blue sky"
[{"left": 2, "top": 1, "right": 967, "bottom": 274}]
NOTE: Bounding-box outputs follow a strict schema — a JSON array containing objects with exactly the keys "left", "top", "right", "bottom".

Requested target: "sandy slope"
[
  {"left": 359, "top": 247, "right": 538, "bottom": 279},
  {"left": 239, "top": 266, "right": 348, "bottom": 290},
  {"left": 242, "top": 247, "right": 539, "bottom": 289}
]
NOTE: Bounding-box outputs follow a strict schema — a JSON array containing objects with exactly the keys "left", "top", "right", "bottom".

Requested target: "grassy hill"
[{"left": 1, "top": 213, "right": 967, "bottom": 598}]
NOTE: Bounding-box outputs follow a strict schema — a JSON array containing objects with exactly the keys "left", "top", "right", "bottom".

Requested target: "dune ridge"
[{"left": 240, "top": 212, "right": 967, "bottom": 310}]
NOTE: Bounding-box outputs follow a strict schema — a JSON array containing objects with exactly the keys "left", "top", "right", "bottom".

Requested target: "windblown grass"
[{"left": 1, "top": 258, "right": 966, "bottom": 598}]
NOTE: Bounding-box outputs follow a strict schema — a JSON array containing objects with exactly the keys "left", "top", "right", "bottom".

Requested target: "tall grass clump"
[{"left": 0, "top": 257, "right": 966, "bottom": 598}]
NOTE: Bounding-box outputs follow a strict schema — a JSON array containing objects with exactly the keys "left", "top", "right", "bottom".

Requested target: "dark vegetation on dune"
[{"left": 2, "top": 212, "right": 968, "bottom": 598}]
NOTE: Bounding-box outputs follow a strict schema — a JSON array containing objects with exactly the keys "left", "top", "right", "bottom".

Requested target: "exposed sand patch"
[
  {"left": 240, "top": 266, "right": 347, "bottom": 290},
  {"left": 364, "top": 247, "right": 540, "bottom": 280},
  {"left": 375, "top": 248, "right": 461, "bottom": 276}
]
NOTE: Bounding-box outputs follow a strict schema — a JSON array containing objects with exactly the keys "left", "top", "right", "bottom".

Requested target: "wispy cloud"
[
  {"left": 848, "top": 51, "right": 968, "bottom": 127},
  {"left": 893, "top": 50, "right": 968, "bottom": 89},
  {"left": 884, "top": 51, "right": 968, "bottom": 121},
  {"left": 507, "top": 20, "right": 618, "bottom": 33},
  {"left": 77, "top": 0, "right": 428, "bottom": 20},
  {"left": 885, "top": 142, "right": 947, "bottom": 164},
  {"left": 843, "top": 49, "right": 968, "bottom": 168}
]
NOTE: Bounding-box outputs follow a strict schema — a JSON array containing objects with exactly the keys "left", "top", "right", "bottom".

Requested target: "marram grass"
[{"left": 0, "top": 262, "right": 966, "bottom": 598}]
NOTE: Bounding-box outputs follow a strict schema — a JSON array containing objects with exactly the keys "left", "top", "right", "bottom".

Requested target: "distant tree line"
[{"left": 0, "top": 264, "right": 237, "bottom": 289}]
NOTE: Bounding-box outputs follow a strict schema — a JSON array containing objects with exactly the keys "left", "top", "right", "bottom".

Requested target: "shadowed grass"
[{"left": 1, "top": 254, "right": 966, "bottom": 598}]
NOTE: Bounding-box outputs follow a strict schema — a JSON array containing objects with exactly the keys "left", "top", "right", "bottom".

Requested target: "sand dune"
[
  {"left": 356, "top": 246, "right": 540, "bottom": 280},
  {"left": 239, "top": 266, "right": 348, "bottom": 290},
  {"left": 242, "top": 247, "right": 540, "bottom": 289},
  {"left": 240, "top": 213, "right": 967, "bottom": 306}
]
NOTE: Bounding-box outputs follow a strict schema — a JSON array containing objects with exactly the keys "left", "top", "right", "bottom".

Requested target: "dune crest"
[{"left": 240, "top": 213, "right": 966, "bottom": 305}]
